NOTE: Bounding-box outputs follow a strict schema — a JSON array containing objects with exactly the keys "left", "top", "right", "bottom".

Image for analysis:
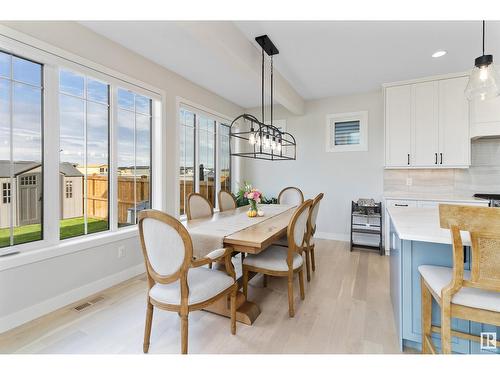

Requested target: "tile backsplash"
[{"left": 384, "top": 138, "right": 500, "bottom": 197}]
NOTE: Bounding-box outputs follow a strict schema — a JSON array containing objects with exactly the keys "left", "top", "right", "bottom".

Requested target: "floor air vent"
[{"left": 73, "top": 296, "right": 104, "bottom": 312}]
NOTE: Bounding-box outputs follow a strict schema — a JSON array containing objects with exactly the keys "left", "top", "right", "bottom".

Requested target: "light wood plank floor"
[{"left": 0, "top": 240, "right": 402, "bottom": 354}]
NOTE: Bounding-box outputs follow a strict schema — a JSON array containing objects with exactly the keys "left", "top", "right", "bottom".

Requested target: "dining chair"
[
  {"left": 278, "top": 186, "right": 304, "bottom": 206},
  {"left": 138, "top": 210, "right": 238, "bottom": 354},
  {"left": 303, "top": 193, "right": 324, "bottom": 281},
  {"left": 218, "top": 190, "right": 237, "bottom": 212},
  {"left": 186, "top": 192, "right": 213, "bottom": 220},
  {"left": 419, "top": 204, "right": 500, "bottom": 354},
  {"left": 242, "top": 199, "right": 312, "bottom": 317}
]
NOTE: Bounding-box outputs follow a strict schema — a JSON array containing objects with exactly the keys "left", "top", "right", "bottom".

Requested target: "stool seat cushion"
[{"left": 418, "top": 265, "right": 500, "bottom": 313}]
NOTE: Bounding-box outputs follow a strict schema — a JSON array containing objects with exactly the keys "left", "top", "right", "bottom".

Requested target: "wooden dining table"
[{"left": 182, "top": 205, "right": 296, "bottom": 325}]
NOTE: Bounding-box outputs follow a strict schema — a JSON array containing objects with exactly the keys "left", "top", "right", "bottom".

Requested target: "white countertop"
[
  {"left": 384, "top": 193, "right": 488, "bottom": 204},
  {"left": 387, "top": 206, "right": 471, "bottom": 246}
]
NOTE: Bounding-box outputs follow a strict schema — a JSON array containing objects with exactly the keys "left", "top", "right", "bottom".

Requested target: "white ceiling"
[
  {"left": 235, "top": 21, "right": 500, "bottom": 100},
  {"left": 81, "top": 21, "right": 500, "bottom": 107}
]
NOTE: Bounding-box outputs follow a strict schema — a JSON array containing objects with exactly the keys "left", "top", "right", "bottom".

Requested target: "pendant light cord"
[
  {"left": 261, "top": 49, "right": 265, "bottom": 123},
  {"left": 482, "top": 20, "right": 485, "bottom": 56},
  {"left": 271, "top": 55, "right": 273, "bottom": 126}
]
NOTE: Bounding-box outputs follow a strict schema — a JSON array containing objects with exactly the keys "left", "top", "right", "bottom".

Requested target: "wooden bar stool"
[{"left": 419, "top": 204, "right": 500, "bottom": 354}]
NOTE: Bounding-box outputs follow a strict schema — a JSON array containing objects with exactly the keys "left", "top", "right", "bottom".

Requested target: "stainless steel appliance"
[{"left": 473, "top": 193, "right": 500, "bottom": 207}]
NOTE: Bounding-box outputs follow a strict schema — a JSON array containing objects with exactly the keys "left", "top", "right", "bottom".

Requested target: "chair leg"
[
  {"left": 304, "top": 250, "right": 311, "bottom": 282},
  {"left": 263, "top": 274, "right": 268, "bottom": 287},
  {"left": 311, "top": 245, "right": 316, "bottom": 272},
  {"left": 287, "top": 273, "right": 295, "bottom": 317},
  {"left": 180, "top": 313, "right": 189, "bottom": 355},
  {"left": 441, "top": 299, "right": 452, "bottom": 354},
  {"left": 420, "top": 278, "right": 432, "bottom": 354},
  {"left": 208, "top": 263, "right": 212, "bottom": 269},
  {"left": 298, "top": 270, "right": 305, "bottom": 300},
  {"left": 230, "top": 288, "right": 237, "bottom": 335},
  {"left": 242, "top": 267, "right": 249, "bottom": 299},
  {"left": 143, "top": 299, "right": 154, "bottom": 353}
]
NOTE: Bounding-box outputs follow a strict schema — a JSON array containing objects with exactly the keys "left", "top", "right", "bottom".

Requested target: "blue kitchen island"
[{"left": 388, "top": 206, "right": 499, "bottom": 354}]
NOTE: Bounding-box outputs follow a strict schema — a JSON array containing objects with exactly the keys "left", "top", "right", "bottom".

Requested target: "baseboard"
[
  {"left": 0, "top": 263, "right": 145, "bottom": 334},
  {"left": 315, "top": 231, "right": 380, "bottom": 248}
]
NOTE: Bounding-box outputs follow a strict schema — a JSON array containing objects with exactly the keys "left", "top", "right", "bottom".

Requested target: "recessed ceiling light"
[{"left": 432, "top": 50, "right": 447, "bottom": 58}]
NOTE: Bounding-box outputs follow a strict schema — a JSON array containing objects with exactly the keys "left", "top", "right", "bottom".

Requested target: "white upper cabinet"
[
  {"left": 385, "top": 85, "right": 412, "bottom": 167},
  {"left": 384, "top": 74, "right": 470, "bottom": 169},
  {"left": 412, "top": 81, "right": 439, "bottom": 167},
  {"left": 438, "top": 77, "right": 470, "bottom": 167}
]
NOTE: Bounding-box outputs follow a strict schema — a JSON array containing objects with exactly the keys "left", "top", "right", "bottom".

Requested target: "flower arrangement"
[{"left": 240, "top": 182, "right": 264, "bottom": 217}]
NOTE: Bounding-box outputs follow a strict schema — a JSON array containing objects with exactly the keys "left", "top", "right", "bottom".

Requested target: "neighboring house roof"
[
  {"left": 59, "top": 162, "right": 84, "bottom": 177},
  {"left": 0, "top": 161, "right": 84, "bottom": 178}
]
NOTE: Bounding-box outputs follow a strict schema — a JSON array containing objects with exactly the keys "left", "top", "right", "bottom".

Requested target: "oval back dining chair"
[
  {"left": 242, "top": 199, "right": 312, "bottom": 317},
  {"left": 419, "top": 204, "right": 500, "bottom": 354},
  {"left": 278, "top": 187, "right": 304, "bottom": 206},
  {"left": 138, "top": 209, "right": 238, "bottom": 354},
  {"left": 303, "top": 192, "right": 324, "bottom": 281},
  {"left": 186, "top": 192, "right": 214, "bottom": 220},
  {"left": 218, "top": 190, "right": 237, "bottom": 212}
]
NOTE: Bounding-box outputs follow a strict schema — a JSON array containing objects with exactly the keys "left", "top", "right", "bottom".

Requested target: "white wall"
[
  {"left": 242, "top": 90, "right": 384, "bottom": 241},
  {"left": 0, "top": 21, "right": 243, "bottom": 333}
]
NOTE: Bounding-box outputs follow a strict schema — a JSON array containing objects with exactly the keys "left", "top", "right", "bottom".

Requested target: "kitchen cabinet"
[
  {"left": 385, "top": 85, "right": 412, "bottom": 167},
  {"left": 438, "top": 77, "right": 470, "bottom": 167},
  {"left": 384, "top": 74, "right": 470, "bottom": 168}
]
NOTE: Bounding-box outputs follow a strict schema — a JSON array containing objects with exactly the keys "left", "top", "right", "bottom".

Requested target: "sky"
[{"left": 1, "top": 51, "right": 152, "bottom": 172}]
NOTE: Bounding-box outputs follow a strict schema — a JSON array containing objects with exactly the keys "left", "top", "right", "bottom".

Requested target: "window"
[
  {"left": 59, "top": 69, "right": 110, "bottom": 239},
  {"left": 326, "top": 111, "right": 368, "bottom": 152},
  {"left": 65, "top": 180, "right": 73, "bottom": 198},
  {"left": 0, "top": 50, "right": 43, "bottom": 248},
  {"left": 219, "top": 124, "right": 231, "bottom": 193},
  {"left": 2, "top": 182, "right": 11, "bottom": 204},
  {"left": 117, "top": 88, "right": 152, "bottom": 227},
  {"left": 179, "top": 107, "right": 231, "bottom": 216}
]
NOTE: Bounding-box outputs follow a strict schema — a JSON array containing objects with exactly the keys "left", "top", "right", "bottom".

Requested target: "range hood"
[{"left": 470, "top": 88, "right": 500, "bottom": 139}]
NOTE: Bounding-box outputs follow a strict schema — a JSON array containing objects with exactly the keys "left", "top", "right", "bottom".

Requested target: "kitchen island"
[{"left": 388, "top": 206, "right": 499, "bottom": 354}]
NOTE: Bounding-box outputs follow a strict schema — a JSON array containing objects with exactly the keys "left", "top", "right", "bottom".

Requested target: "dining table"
[{"left": 182, "top": 204, "right": 296, "bottom": 325}]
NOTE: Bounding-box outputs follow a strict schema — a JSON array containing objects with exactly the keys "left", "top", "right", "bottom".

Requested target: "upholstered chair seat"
[
  {"left": 150, "top": 267, "right": 235, "bottom": 306},
  {"left": 243, "top": 246, "right": 303, "bottom": 272}
]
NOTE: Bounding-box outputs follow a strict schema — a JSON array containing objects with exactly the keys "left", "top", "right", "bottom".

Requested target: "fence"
[{"left": 86, "top": 175, "right": 150, "bottom": 225}]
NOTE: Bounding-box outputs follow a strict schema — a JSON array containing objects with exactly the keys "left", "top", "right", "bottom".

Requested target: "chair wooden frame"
[
  {"left": 186, "top": 192, "right": 214, "bottom": 220},
  {"left": 420, "top": 204, "right": 500, "bottom": 354},
  {"left": 218, "top": 190, "right": 237, "bottom": 212},
  {"left": 278, "top": 186, "right": 304, "bottom": 205},
  {"left": 242, "top": 200, "right": 312, "bottom": 317},
  {"left": 138, "top": 210, "right": 238, "bottom": 354},
  {"left": 303, "top": 193, "right": 324, "bottom": 282}
]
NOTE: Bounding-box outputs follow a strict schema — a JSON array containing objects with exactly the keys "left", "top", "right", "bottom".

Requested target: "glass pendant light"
[
  {"left": 248, "top": 125, "right": 256, "bottom": 145},
  {"left": 465, "top": 20, "right": 500, "bottom": 101}
]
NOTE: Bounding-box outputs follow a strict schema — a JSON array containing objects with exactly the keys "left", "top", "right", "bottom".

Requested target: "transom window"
[
  {"left": 20, "top": 175, "right": 37, "bottom": 186},
  {"left": 326, "top": 111, "right": 368, "bottom": 152}
]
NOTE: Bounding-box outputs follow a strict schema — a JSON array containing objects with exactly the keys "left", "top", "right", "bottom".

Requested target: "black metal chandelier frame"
[{"left": 230, "top": 35, "right": 297, "bottom": 161}]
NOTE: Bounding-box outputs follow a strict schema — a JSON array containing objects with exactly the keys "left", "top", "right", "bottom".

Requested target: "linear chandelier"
[{"left": 230, "top": 35, "right": 296, "bottom": 161}]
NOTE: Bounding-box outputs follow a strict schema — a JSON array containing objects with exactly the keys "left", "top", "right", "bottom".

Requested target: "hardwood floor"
[{"left": 0, "top": 240, "right": 402, "bottom": 354}]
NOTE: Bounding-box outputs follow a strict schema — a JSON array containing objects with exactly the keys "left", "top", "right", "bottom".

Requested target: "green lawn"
[{"left": 0, "top": 217, "right": 109, "bottom": 247}]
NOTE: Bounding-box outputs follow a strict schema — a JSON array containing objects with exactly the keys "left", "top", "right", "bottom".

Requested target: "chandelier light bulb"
[{"left": 248, "top": 132, "right": 256, "bottom": 145}]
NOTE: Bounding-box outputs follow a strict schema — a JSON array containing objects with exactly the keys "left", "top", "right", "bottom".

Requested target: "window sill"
[{"left": 0, "top": 227, "right": 139, "bottom": 272}]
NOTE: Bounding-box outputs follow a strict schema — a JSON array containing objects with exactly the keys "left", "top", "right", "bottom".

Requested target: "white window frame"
[
  {"left": 326, "top": 111, "right": 368, "bottom": 152},
  {"left": 176, "top": 98, "right": 236, "bottom": 219},
  {"left": 0, "top": 25, "right": 166, "bottom": 263}
]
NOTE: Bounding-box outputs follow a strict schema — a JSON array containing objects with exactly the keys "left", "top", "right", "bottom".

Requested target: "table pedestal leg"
[{"left": 203, "top": 291, "right": 260, "bottom": 325}]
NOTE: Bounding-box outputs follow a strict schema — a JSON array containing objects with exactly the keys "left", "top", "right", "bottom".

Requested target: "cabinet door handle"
[
  {"left": 407, "top": 154, "right": 410, "bottom": 165},
  {"left": 435, "top": 153, "right": 438, "bottom": 165},
  {"left": 395, "top": 204, "right": 408, "bottom": 207},
  {"left": 440, "top": 153, "right": 443, "bottom": 165}
]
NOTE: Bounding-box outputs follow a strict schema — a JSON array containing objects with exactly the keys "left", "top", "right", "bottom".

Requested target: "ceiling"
[{"left": 81, "top": 21, "right": 500, "bottom": 108}]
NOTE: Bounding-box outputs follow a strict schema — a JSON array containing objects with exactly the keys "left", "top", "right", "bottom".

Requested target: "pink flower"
[
  {"left": 243, "top": 192, "right": 248, "bottom": 198},
  {"left": 255, "top": 197, "right": 261, "bottom": 203},
  {"left": 247, "top": 192, "right": 254, "bottom": 200}
]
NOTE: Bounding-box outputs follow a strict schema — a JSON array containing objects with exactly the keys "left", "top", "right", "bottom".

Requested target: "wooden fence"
[{"left": 86, "top": 175, "right": 150, "bottom": 224}]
